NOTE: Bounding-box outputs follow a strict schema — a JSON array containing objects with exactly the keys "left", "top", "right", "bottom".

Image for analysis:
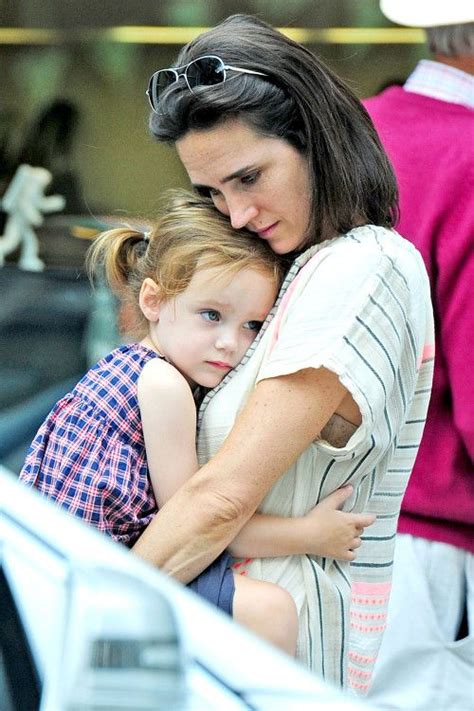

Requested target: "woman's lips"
[
  {"left": 206, "top": 361, "right": 232, "bottom": 369},
  {"left": 257, "top": 222, "right": 279, "bottom": 238}
]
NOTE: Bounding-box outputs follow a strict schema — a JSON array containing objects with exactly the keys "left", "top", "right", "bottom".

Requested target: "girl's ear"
[{"left": 139, "top": 278, "right": 162, "bottom": 322}]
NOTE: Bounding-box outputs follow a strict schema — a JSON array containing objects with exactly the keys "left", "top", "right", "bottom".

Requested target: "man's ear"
[{"left": 139, "top": 278, "right": 162, "bottom": 322}]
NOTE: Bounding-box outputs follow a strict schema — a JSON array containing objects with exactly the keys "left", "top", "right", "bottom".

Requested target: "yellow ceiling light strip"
[
  {"left": 0, "top": 26, "right": 425, "bottom": 46},
  {"left": 101, "top": 26, "right": 209, "bottom": 44},
  {"left": 282, "top": 27, "right": 424, "bottom": 44},
  {"left": 101, "top": 26, "right": 425, "bottom": 45},
  {"left": 0, "top": 28, "right": 64, "bottom": 44}
]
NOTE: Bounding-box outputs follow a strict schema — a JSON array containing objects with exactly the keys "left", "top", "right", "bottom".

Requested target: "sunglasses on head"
[{"left": 146, "top": 54, "right": 267, "bottom": 113}]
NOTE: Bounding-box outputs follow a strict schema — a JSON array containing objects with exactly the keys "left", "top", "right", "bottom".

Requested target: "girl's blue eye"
[
  {"left": 244, "top": 320, "right": 263, "bottom": 332},
  {"left": 201, "top": 310, "right": 220, "bottom": 322}
]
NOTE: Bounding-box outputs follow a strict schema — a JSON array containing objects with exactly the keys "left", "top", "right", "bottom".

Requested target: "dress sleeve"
[{"left": 257, "top": 234, "right": 426, "bottom": 455}]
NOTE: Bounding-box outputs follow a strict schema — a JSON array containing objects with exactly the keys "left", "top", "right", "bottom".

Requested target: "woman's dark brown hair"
[{"left": 149, "top": 14, "right": 398, "bottom": 247}]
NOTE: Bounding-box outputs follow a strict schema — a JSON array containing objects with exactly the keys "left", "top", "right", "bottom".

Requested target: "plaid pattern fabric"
[
  {"left": 405, "top": 59, "right": 474, "bottom": 109},
  {"left": 20, "top": 343, "right": 159, "bottom": 546}
]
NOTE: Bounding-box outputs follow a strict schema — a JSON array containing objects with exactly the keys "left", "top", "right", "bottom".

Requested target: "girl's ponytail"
[{"left": 86, "top": 227, "right": 147, "bottom": 295}]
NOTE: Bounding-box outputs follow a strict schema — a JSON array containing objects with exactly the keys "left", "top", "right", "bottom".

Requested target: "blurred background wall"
[
  {"left": 0, "top": 0, "right": 428, "bottom": 472},
  {"left": 0, "top": 0, "right": 427, "bottom": 218}
]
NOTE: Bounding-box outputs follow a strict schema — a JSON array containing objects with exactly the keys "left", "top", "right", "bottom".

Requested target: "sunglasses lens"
[
  {"left": 186, "top": 57, "right": 225, "bottom": 88},
  {"left": 149, "top": 69, "right": 178, "bottom": 108}
]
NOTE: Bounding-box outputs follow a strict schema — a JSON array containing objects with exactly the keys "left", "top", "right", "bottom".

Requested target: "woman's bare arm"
[{"left": 132, "top": 366, "right": 349, "bottom": 582}]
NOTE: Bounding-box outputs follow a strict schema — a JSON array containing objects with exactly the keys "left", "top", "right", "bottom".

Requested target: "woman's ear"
[{"left": 139, "top": 278, "right": 162, "bottom": 322}]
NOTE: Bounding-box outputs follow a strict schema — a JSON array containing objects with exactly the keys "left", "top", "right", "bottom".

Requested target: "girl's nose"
[{"left": 215, "top": 329, "right": 238, "bottom": 352}]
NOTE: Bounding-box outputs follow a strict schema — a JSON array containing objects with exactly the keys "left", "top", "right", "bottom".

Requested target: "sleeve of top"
[{"left": 257, "top": 236, "right": 424, "bottom": 456}]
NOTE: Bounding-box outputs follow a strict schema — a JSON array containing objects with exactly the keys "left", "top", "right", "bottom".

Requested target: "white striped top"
[{"left": 197, "top": 225, "right": 434, "bottom": 693}]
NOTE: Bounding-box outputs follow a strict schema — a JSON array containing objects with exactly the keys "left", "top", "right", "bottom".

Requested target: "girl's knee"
[{"left": 233, "top": 576, "right": 298, "bottom": 655}]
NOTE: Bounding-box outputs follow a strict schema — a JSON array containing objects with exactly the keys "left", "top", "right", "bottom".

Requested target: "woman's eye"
[
  {"left": 201, "top": 310, "right": 220, "bottom": 322},
  {"left": 195, "top": 186, "right": 221, "bottom": 199},
  {"left": 241, "top": 171, "right": 260, "bottom": 186},
  {"left": 243, "top": 320, "right": 263, "bottom": 332}
]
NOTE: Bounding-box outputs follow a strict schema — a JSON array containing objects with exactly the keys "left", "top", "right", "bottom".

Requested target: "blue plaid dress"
[{"left": 20, "top": 342, "right": 235, "bottom": 614}]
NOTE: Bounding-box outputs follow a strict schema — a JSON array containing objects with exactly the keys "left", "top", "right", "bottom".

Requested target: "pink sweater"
[{"left": 364, "top": 87, "right": 474, "bottom": 553}]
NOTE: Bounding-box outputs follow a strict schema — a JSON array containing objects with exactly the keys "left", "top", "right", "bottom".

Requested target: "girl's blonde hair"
[{"left": 87, "top": 189, "right": 284, "bottom": 337}]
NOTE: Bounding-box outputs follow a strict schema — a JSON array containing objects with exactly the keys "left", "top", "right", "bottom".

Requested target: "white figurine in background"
[{"left": 0, "top": 164, "right": 65, "bottom": 271}]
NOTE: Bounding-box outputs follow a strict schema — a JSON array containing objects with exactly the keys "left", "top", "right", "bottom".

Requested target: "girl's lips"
[{"left": 207, "top": 361, "right": 232, "bottom": 369}]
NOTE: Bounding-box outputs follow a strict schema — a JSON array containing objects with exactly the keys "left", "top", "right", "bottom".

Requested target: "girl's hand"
[{"left": 303, "top": 486, "right": 376, "bottom": 561}]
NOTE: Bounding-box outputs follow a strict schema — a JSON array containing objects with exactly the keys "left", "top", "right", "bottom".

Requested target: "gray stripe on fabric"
[
  {"left": 346, "top": 233, "right": 362, "bottom": 243},
  {"left": 374, "top": 491, "right": 405, "bottom": 497},
  {"left": 362, "top": 533, "right": 397, "bottom": 541},
  {"left": 342, "top": 435, "right": 376, "bottom": 485},
  {"left": 334, "top": 561, "right": 351, "bottom": 588},
  {"left": 368, "top": 467, "right": 377, "bottom": 499},
  {"left": 405, "top": 320, "right": 417, "bottom": 367},
  {"left": 343, "top": 337, "right": 387, "bottom": 403},
  {"left": 317, "top": 459, "right": 336, "bottom": 500},
  {"left": 369, "top": 295, "right": 401, "bottom": 343},
  {"left": 385, "top": 253, "right": 409, "bottom": 290},
  {"left": 337, "top": 586, "right": 346, "bottom": 688},
  {"left": 379, "top": 275, "right": 408, "bottom": 323},
  {"left": 397, "top": 369, "right": 407, "bottom": 411},
  {"left": 356, "top": 316, "right": 396, "bottom": 380},
  {"left": 351, "top": 560, "right": 394, "bottom": 568},
  {"left": 309, "top": 556, "right": 325, "bottom": 678}
]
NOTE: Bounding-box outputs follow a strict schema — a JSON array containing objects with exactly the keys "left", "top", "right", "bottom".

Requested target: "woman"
[{"left": 134, "top": 15, "right": 434, "bottom": 693}]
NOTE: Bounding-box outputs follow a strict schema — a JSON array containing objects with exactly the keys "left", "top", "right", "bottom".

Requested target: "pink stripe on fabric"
[
  {"left": 349, "top": 679, "right": 370, "bottom": 691},
  {"left": 348, "top": 666, "right": 372, "bottom": 679},
  {"left": 348, "top": 651, "right": 377, "bottom": 664},
  {"left": 422, "top": 343, "right": 435, "bottom": 360},
  {"left": 268, "top": 254, "right": 321, "bottom": 354},
  {"left": 417, "top": 342, "right": 435, "bottom": 369},
  {"left": 268, "top": 277, "right": 300, "bottom": 354},
  {"left": 350, "top": 622, "right": 387, "bottom": 633},
  {"left": 352, "top": 581, "right": 392, "bottom": 596},
  {"left": 350, "top": 610, "right": 387, "bottom": 621}
]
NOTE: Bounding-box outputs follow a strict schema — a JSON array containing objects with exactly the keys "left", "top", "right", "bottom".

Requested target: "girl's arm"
[
  {"left": 133, "top": 366, "right": 353, "bottom": 582},
  {"left": 229, "top": 486, "right": 376, "bottom": 561},
  {"left": 138, "top": 358, "right": 199, "bottom": 508}
]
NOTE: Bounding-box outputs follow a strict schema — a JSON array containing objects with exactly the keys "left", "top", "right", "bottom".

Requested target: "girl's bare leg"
[{"left": 232, "top": 573, "right": 298, "bottom": 656}]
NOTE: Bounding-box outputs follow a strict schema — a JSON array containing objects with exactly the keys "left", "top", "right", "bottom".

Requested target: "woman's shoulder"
[{"left": 294, "top": 224, "right": 426, "bottom": 283}]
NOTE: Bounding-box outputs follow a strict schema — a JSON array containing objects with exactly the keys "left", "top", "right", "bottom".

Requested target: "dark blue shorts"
[{"left": 187, "top": 550, "right": 235, "bottom": 616}]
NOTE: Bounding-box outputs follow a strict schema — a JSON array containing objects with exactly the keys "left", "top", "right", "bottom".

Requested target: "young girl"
[{"left": 20, "top": 191, "right": 373, "bottom": 655}]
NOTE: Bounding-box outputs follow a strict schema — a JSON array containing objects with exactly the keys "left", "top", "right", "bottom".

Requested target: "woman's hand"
[{"left": 303, "top": 486, "right": 376, "bottom": 561}]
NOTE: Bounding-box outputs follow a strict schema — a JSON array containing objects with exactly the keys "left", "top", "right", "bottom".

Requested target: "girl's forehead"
[{"left": 184, "top": 265, "right": 276, "bottom": 299}]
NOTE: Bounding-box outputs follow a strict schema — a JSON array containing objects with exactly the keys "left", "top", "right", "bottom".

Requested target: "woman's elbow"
[{"left": 188, "top": 474, "right": 253, "bottom": 535}]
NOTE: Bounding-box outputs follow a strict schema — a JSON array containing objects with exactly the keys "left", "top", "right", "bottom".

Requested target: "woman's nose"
[{"left": 228, "top": 199, "right": 259, "bottom": 230}]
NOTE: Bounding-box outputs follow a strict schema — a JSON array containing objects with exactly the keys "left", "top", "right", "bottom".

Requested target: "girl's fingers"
[{"left": 354, "top": 513, "right": 376, "bottom": 528}]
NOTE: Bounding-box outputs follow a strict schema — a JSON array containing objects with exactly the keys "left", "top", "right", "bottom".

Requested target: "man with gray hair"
[{"left": 364, "top": 2, "right": 473, "bottom": 709}]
